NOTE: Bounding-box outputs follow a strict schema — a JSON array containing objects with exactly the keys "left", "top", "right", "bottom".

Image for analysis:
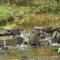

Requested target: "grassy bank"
[
  {"left": 1, "top": 13, "right": 60, "bottom": 29},
  {"left": 0, "top": 0, "right": 60, "bottom": 29}
]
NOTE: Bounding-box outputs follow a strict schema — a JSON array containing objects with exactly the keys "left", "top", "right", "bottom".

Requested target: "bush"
[
  {"left": 46, "top": 6, "right": 60, "bottom": 13},
  {"left": 0, "top": 6, "right": 14, "bottom": 26},
  {"left": 18, "top": 7, "right": 31, "bottom": 15},
  {"left": 0, "top": 10, "right": 11, "bottom": 19}
]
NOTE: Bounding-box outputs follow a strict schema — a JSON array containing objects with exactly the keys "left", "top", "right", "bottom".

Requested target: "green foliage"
[
  {"left": 0, "top": 5, "right": 13, "bottom": 20},
  {"left": 15, "top": 0, "right": 23, "bottom": 4},
  {"left": 31, "top": 5, "right": 46, "bottom": 13},
  {"left": 0, "top": 5, "right": 14, "bottom": 26},
  {"left": 47, "top": 6, "right": 60, "bottom": 13},
  {"left": 0, "top": 0, "right": 60, "bottom": 28},
  {"left": 15, "top": 0, "right": 34, "bottom": 6},
  {"left": 0, "top": 9, "right": 11, "bottom": 19},
  {"left": 0, "top": 0, "right": 60, "bottom": 14},
  {"left": 18, "top": 7, "right": 31, "bottom": 15}
]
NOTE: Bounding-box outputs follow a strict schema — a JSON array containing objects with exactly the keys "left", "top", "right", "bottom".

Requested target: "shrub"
[{"left": 18, "top": 7, "right": 31, "bottom": 15}]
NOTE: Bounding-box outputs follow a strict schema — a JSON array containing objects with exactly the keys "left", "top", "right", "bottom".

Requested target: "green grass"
[
  {"left": 0, "top": 0, "right": 60, "bottom": 28},
  {"left": 1, "top": 13, "right": 60, "bottom": 29},
  {"left": 0, "top": 5, "right": 12, "bottom": 19}
]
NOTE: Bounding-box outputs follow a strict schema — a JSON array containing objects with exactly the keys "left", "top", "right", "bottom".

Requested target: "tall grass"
[{"left": 0, "top": 0, "right": 60, "bottom": 29}]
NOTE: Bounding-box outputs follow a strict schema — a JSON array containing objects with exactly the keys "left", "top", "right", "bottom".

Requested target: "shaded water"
[{"left": 0, "top": 45, "right": 59, "bottom": 60}]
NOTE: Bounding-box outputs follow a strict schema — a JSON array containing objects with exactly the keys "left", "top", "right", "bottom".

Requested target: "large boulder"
[
  {"left": 29, "top": 32, "right": 40, "bottom": 47},
  {"left": 56, "top": 32, "right": 60, "bottom": 43},
  {"left": 0, "top": 28, "right": 9, "bottom": 36},
  {"left": 10, "top": 28, "right": 21, "bottom": 36},
  {"left": 52, "top": 31, "right": 60, "bottom": 43},
  {"left": 15, "top": 36, "right": 24, "bottom": 45}
]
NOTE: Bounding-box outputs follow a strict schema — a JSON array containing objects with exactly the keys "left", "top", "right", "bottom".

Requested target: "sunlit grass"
[
  {"left": 0, "top": 5, "right": 60, "bottom": 29},
  {"left": 1, "top": 13, "right": 60, "bottom": 29}
]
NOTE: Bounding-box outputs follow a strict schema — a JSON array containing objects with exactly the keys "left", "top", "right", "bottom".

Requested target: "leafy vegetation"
[
  {"left": 0, "top": 0, "right": 60, "bottom": 29},
  {"left": 18, "top": 7, "right": 31, "bottom": 15},
  {"left": 0, "top": 9, "right": 11, "bottom": 19}
]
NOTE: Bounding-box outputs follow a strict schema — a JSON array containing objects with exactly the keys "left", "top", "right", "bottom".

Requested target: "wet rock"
[
  {"left": 0, "top": 29, "right": 9, "bottom": 36},
  {"left": 10, "top": 28, "right": 21, "bottom": 36},
  {"left": 29, "top": 32, "right": 40, "bottom": 47},
  {"left": 52, "top": 31, "right": 60, "bottom": 43},
  {"left": 15, "top": 36, "right": 24, "bottom": 45}
]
